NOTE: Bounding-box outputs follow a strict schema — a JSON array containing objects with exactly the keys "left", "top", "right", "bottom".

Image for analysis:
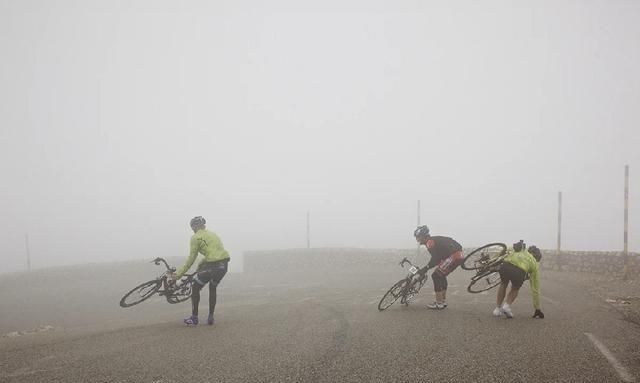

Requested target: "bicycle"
[
  {"left": 461, "top": 243, "right": 508, "bottom": 293},
  {"left": 119, "top": 257, "right": 195, "bottom": 308},
  {"left": 378, "top": 257, "right": 430, "bottom": 311}
]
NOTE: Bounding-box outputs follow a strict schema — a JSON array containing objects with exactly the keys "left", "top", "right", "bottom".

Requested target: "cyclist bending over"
[
  {"left": 414, "top": 225, "right": 464, "bottom": 310},
  {"left": 493, "top": 240, "right": 544, "bottom": 319},
  {"left": 170, "top": 216, "right": 231, "bottom": 326}
]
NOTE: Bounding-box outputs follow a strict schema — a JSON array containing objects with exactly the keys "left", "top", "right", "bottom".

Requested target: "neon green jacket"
[
  {"left": 175, "top": 229, "right": 230, "bottom": 278},
  {"left": 503, "top": 248, "right": 541, "bottom": 310}
]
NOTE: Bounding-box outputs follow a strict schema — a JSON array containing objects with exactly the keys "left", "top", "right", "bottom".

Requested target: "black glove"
[{"left": 533, "top": 309, "right": 544, "bottom": 319}]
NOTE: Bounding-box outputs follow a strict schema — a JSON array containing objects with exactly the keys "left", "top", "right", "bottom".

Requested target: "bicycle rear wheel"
[
  {"left": 467, "top": 270, "right": 502, "bottom": 293},
  {"left": 378, "top": 279, "right": 409, "bottom": 311},
  {"left": 120, "top": 279, "right": 161, "bottom": 307},
  {"left": 461, "top": 243, "right": 507, "bottom": 271}
]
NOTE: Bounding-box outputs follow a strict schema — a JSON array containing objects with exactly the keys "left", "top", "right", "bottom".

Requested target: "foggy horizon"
[{"left": 1, "top": 0, "right": 639, "bottom": 274}]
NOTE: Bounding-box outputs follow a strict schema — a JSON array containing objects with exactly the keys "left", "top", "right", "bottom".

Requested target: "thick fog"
[{"left": 1, "top": 0, "right": 639, "bottom": 273}]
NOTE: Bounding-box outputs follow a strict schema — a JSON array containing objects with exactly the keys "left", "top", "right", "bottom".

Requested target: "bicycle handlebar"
[
  {"left": 399, "top": 257, "right": 431, "bottom": 274},
  {"left": 151, "top": 257, "right": 176, "bottom": 272}
]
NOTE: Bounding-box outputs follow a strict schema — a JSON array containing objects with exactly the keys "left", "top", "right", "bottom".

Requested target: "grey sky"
[{"left": 1, "top": 0, "right": 639, "bottom": 273}]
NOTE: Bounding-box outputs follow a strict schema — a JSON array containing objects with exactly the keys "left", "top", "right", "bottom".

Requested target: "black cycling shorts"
[
  {"left": 499, "top": 262, "right": 527, "bottom": 289},
  {"left": 194, "top": 260, "right": 229, "bottom": 286}
]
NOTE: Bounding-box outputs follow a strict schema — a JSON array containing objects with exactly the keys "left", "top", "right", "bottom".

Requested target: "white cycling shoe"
[
  {"left": 427, "top": 301, "right": 447, "bottom": 310},
  {"left": 501, "top": 304, "right": 514, "bottom": 319},
  {"left": 492, "top": 307, "right": 503, "bottom": 317}
]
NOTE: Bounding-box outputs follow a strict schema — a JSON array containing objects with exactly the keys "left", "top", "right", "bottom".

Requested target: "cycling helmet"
[
  {"left": 528, "top": 245, "right": 542, "bottom": 262},
  {"left": 414, "top": 225, "right": 430, "bottom": 238},
  {"left": 513, "top": 240, "right": 526, "bottom": 252},
  {"left": 190, "top": 216, "right": 206, "bottom": 229}
]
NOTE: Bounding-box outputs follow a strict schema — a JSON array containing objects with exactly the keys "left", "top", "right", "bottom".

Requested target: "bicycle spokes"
[{"left": 138, "top": 284, "right": 157, "bottom": 298}]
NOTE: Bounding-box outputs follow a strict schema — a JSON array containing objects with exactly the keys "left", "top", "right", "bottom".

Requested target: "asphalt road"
[{"left": 1, "top": 262, "right": 639, "bottom": 383}]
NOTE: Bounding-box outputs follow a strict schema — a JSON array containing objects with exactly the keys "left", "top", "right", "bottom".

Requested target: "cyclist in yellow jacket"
[
  {"left": 170, "top": 216, "right": 231, "bottom": 326},
  {"left": 493, "top": 240, "right": 544, "bottom": 319}
]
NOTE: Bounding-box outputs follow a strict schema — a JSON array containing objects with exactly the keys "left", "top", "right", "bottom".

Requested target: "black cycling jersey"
[{"left": 426, "top": 236, "right": 463, "bottom": 268}]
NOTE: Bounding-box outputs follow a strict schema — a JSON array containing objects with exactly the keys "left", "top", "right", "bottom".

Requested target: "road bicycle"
[
  {"left": 461, "top": 243, "right": 508, "bottom": 293},
  {"left": 378, "top": 257, "right": 430, "bottom": 311},
  {"left": 119, "top": 257, "right": 195, "bottom": 308}
]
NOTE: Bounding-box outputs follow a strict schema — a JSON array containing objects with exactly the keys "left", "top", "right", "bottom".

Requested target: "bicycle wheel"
[
  {"left": 401, "top": 276, "right": 426, "bottom": 305},
  {"left": 461, "top": 243, "right": 507, "bottom": 271},
  {"left": 378, "top": 279, "right": 410, "bottom": 311},
  {"left": 119, "top": 279, "right": 161, "bottom": 307},
  {"left": 467, "top": 270, "right": 502, "bottom": 293}
]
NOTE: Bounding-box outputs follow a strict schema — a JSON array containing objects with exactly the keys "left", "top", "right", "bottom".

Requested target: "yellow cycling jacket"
[
  {"left": 176, "top": 229, "right": 230, "bottom": 278},
  {"left": 503, "top": 248, "right": 541, "bottom": 310}
]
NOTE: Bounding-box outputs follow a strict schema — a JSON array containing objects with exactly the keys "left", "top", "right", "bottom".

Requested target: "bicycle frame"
[
  {"left": 378, "top": 257, "right": 431, "bottom": 311},
  {"left": 398, "top": 257, "right": 428, "bottom": 304},
  {"left": 150, "top": 257, "right": 194, "bottom": 303}
]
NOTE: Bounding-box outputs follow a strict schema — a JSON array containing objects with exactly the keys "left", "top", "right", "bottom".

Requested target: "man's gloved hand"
[{"left": 533, "top": 309, "right": 545, "bottom": 319}]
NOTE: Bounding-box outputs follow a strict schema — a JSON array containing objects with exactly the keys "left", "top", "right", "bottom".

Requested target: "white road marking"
[
  {"left": 451, "top": 290, "right": 459, "bottom": 296},
  {"left": 584, "top": 333, "right": 636, "bottom": 383},
  {"left": 1, "top": 367, "right": 64, "bottom": 379},
  {"left": 3, "top": 325, "right": 55, "bottom": 338},
  {"left": 369, "top": 298, "right": 380, "bottom": 305},
  {"left": 542, "top": 295, "right": 557, "bottom": 305}
]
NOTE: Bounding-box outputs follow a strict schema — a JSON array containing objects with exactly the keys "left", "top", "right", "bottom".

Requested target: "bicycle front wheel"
[
  {"left": 462, "top": 243, "right": 507, "bottom": 271},
  {"left": 378, "top": 279, "right": 410, "bottom": 311},
  {"left": 467, "top": 270, "right": 502, "bottom": 293},
  {"left": 120, "top": 280, "right": 161, "bottom": 307}
]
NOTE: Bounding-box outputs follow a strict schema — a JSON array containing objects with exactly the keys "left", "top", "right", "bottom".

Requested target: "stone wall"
[
  {"left": 245, "top": 247, "right": 640, "bottom": 277},
  {"left": 540, "top": 250, "right": 640, "bottom": 277}
]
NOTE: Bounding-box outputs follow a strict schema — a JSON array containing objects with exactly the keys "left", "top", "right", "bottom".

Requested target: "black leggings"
[
  {"left": 432, "top": 271, "right": 448, "bottom": 292},
  {"left": 191, "top": 261, "right": 228, "bottom": 316},
  {"left": 192, "top": 282, "right": 219, "bottom": 317}
]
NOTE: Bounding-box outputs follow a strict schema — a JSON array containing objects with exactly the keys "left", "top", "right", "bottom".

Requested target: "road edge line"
[{"left": 584, "top": 332, "right": 636, "bottom": 383}]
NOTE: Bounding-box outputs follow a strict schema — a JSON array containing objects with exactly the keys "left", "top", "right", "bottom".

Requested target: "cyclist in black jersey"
[{"left": 414, "top": 225, "right": 464, "bottom": 310}]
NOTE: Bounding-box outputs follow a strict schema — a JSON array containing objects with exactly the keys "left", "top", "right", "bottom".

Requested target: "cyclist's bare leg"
[
  {"left": 435, "top": 290, "right": 445, "bottom": 303},
  {"left": 506, "top": 286, "right": 520, "bottom": 305},
  {"left": 496, "top": 282, "right": 508, "bottom": 307}
]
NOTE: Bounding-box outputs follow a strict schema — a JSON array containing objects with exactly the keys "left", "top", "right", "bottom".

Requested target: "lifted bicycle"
[
  {"left": 119, "top": 257, "right": 195, "bottom": 308},
  {"left": 378, "top": 257, "right": 430, "bottom": 311},
  {"left": 461, "top": 243, "right": 508, "bottom": 293}
]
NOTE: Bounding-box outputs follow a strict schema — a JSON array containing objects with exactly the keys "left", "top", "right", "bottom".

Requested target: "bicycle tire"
[
  {"left": 119, "top": 279, "right": 162, "bottom": 308},
  {"left": 378, "top": 279, "right": 409, "bottom": 311},
  {"left": 467, "top": 270, "right": 502, "bottom": 293},
  {"left": 461, "top": 243, "right": 507, "bottom": 271}
]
